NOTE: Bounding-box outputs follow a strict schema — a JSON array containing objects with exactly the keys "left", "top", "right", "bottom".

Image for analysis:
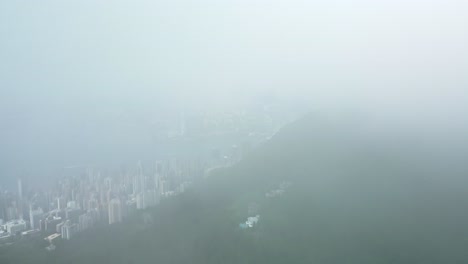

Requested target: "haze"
[
  {"left": 1, "top": 0, "right": 467, "bottom": 205},
  {"left": 2, "top": 1, "right": 468, "bottom": 263}
]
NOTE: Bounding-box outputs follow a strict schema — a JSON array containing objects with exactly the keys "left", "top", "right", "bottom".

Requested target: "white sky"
[
  {"left": 0, "top": 0, "right": 467, "bottom": 186},
  {"left": 1, "top": 0, "right": 467, "bottom": 111}
]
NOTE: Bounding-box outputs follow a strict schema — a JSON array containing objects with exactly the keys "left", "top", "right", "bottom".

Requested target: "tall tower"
[
  {"left": 17, "top": 179, "right": 23, "bottom": 199},
  {"left": 138, "top": 161, "right": 145, "bottom": 192},
  {"left": 137, "top": 161, "right": 143, "bottom": 177},
  {"left": 134, "top": 161, "right": 145, "bottom": 195},
  {"left": 17, "top": 178, "right": 24, "bottom": 220},
  {"left": 108, "top": 198, "right": 122, "bottom": 225},
  {"left": 57, "top": 197, "right": 66, "bottom": 210},
  {"left": 29, "top": 207, "right": 44, "bottom": 230}
]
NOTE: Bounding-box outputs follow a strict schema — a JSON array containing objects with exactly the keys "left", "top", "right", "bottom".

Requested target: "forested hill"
[{"left": 3, "top": 113, "right": 468, "bottom": 264}]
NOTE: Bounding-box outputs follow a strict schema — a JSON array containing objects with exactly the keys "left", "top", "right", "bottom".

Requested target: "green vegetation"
[{"left": 2, "top": 114, "right": 468, "bottom": 264}]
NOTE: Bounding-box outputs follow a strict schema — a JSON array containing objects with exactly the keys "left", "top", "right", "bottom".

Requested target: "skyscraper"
[
  {"left": 5, "top": 219, "right": 27, "bottom": 235},
  {"left": 108, "top": 198, "right": 122, "bottom": 225},
  {"left": 29, "top": 207, "right": 44, "bottom": 230},
  {"left": 0, "top": 192, "right": 8, "bottom": 222},
  {"left": 78, "top": 212, "right": 94, "bottom": 232},
  {"left": 136, "top": 193, "right": 144, "bottom": 210},
  {"left": 133, "top": 161, "right": 145, "bottom": 195},
  {"left": 17, "top": 179, "right": 22, "bottom": 200},
  {"left": 17, "top": 179, "right": 24, "bottom": 220},
  {"left": 57, "top": 197, "right": 66, "bottom": 210},
  {"left": 61, "top": 220, "right": 78, "bottom": 240}
]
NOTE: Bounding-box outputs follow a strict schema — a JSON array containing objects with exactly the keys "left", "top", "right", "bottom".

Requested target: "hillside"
[{"left": 2, "top": 113, "right": 468, "bottom": 264}]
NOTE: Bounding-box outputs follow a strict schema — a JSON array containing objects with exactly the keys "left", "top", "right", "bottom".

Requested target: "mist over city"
[{"left": 1, "top": 0, "right": 467, "bottom": 263}]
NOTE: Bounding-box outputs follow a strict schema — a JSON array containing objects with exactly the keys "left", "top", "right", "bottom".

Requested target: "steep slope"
[
  {"left": 2, "top": 113, "right": 468, "bottom": 264},
  {"left": 197, "top": 112, "right": 468, "bottom": 263}
]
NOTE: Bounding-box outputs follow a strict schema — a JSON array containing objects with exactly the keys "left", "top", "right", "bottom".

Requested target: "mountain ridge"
[{"left": 2, "top": 113, "right": 468, "bottom": 264}]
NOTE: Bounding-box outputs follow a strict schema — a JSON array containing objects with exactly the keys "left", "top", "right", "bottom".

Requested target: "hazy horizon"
[
  {"left": 1, "top": 0, "right": 467, "bottom": 197},
  {"left": 1, "top": 2, "right": 468, "bottom": 263}
]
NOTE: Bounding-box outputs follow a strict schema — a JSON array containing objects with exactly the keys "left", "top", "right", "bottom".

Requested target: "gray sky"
[{"left": 1, "top": 0, "right": 467, "bottom": 187}]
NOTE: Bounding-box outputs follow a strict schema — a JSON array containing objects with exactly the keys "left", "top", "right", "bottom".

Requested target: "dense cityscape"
[
  {"left": 0, "top": 109, "right": 287, "bottom": 251},
  {"left": 0, "top": 158, "right": 219, "bottom": 250}
]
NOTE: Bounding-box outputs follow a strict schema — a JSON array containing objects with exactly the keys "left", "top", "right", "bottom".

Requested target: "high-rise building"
[
  {"left": 132, "top": 177, "right": 139, "bottom": 196},
  {"left": 154, "top": 173, "right": 160, "bottom": 191},
  {"left": 17, "top": 179, "right": 22, "bottom": 200},
  {"left": 0, "top": 194, "right": 6, "bottom": 222},
  {"left": 57, "top": 197, "right": 66, "bottom": 210},
  {"left": 16, "top": 179, "right": 24, "bottom": 220},
  {"left": 136, "top": 193, "right": 144, "bottom": 210},
  {"left": 29, "top": 207, "right": 44, "bottom": 230},
  {"left": 65, "top": 208, "right": 82, "bottom": 223},
  {"left": 159, "top": 179, "right": 168, "bottom": 196},
  {"left": 61, "top": 220, "right": 78, "bottom": 240},
  {"left": 78, "top": 212, "right": 94, "bottom": 232},
  {"left": 5, "top": 219, "right": 27, "bottom": 235},
  {"left": 108, "top": 198, "right": 122, "bottom": 225},
  {"left": 45, "top": 216, "right": 63, "bottom": 233},
  {"left": 56, "top": 221, "right": 65, "bottom": 234},
  {"left": 6, "top": 206, "right": 17, "bottom": 221},
  {"left": 133, "top": 161, "right": 145, "bottom": 195}
]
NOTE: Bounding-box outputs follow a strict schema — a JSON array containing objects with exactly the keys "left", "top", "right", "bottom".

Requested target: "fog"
[
  {"left": 1, "top": 1, "right": 468, "bottom": 263},
  {"left": 1, "top": 0, "right": 468, "bottom": 188},
  {"left": 0, "top": 0, "right": 467, "bottom": 184}
]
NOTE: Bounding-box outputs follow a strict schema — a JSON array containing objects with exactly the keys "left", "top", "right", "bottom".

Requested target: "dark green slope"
[
  {"left": 196, "top": 113, "right": 468, "bottom": 263},
  {"left": 225, "top": 113, "right": 468, "bottom": 263},
  {"left": 3, "top": 113, "right": 468, "bottom": 264}
]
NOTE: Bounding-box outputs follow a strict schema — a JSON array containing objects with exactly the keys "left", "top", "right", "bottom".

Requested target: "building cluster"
[
  {"left": 239, "top": 215, "right": 260, "bottom": 229},
  {"left": 0, "top": 108, "right": 287, "bottom": 248},
  {"left": 0, "top": 159, "right": 207, "bottom": 245},
  {"left": 238, "top": 182, "right": 292, "bottom": 230}
]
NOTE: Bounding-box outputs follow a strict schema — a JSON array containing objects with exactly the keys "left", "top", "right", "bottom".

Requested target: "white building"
[
  {"left": 245, "top": 215, "right": 260, "bottom": 228},
  {"left": 78, "top": 212, "right": 94, "bottom": 231},
  {"left": 57, "top": 197, "right": 66, "bottom": 210},
  {"left": 5, "top": 219, "right": 27, "bottom": 235},
  {"left": 108, "top": 198, "right": 122, "bottom": 225},
  {"left": 17, "top": 179, "right": 23, "bottom": 199},
  {"left": 133, "top": 161, "right": 145, "bottom": 195},
  {"left": 61, "top": 220, "right": 78, "bottom": 240},
  {"left": 159, "top": 180, "right": 168, "bottom": 196},
  {"left": 136, "top": 193, "right": 144, "bottom": 210},
  {"left": 29, "top": 207, "right": 44, "bottom": 230}
]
